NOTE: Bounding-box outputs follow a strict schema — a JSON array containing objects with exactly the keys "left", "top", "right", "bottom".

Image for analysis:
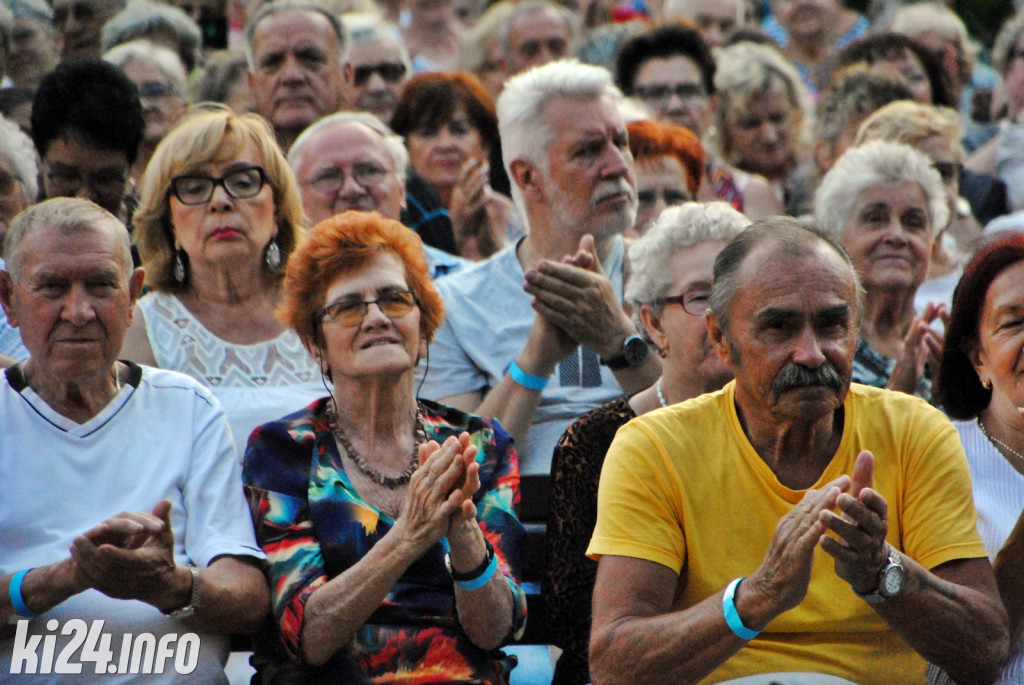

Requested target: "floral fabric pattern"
[{"left": 244, "top": 397, "right": 526, "bottom": 684}]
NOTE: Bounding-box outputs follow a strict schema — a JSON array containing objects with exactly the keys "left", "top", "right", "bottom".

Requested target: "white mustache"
[{"left": 593, "top": 182, "right": 636, "bottom": 204}]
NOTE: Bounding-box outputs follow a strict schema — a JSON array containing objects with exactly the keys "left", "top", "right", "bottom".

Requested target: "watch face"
[
  {"left": 882, "top": 566, "right": 904, "bottom": 596},
  {"left": 623, "top": 336, "right": 648, "bottom": 365}
]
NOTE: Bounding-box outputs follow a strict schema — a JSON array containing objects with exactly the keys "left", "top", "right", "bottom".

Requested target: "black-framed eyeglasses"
[
  {"left": 170, "top": 166, "right": 266, "bottom": 205},
  {"left": 633, "top": 82, "right": 708, "bottom": 105},
  {"left": 353, "top": 62, "right": 407, "bottom": 86},
  {"left": 321, "top": 290, "right": 418, "bottom": 327},
  {"left": 931, "top": 161, "right": 963, "bottom": 184},
  {"left": 659, "top": 291, "right": 710, "bottom": 316},
  {"left": 302, "top": 163, "right": 390, "bottom": 195}
]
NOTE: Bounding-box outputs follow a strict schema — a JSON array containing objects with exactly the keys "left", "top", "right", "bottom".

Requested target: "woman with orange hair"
[
  {"left": 626, "top": 119, "right": 705, "bottom": 238},
  {"left": 243, "top": 211, "right": 526, "bottom": 682},
  {"left": 391, "top": 71, "right": 521, "bottom": 260}
]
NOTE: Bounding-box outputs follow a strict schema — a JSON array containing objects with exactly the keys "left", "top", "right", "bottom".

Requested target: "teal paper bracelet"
[
  {"left": 454, "top": 551, "right": 498, "bottom": 591},
  {"left": 722, "top": 577, "right": 759, "bottom": 641},
  {"left": 9, "top": 569, "right": 37, "bottom": 618},
  {"left": 508, "top": 360, "right": 548, "bottom": 391}
]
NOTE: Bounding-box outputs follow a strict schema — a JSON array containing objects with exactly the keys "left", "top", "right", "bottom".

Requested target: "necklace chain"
[
  {"left": 326, "top": 401, "right": 427, "bottom": 488},
  {"left": 656, "top": 377, "right": 668, "bottom": 408},
  {"left": 978, "top": 418, "right": 1024, "bottom": 465}
]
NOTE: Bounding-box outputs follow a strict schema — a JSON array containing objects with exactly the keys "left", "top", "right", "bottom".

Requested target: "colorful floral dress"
[{"left": 243, "top": 397, "right": 527, "bottom": 684}]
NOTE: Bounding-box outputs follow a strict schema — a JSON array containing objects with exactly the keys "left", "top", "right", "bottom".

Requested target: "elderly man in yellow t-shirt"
[{"left": 587, "top": 217, "right": 1009, "bottom": 685}]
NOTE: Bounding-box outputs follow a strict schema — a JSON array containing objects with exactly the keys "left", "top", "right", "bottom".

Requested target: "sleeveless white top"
[{"left": 137, "top": 291, "right": 326, "bottom": 456}]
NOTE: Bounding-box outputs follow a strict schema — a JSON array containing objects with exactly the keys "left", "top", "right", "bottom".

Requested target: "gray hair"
[
  {"left": 288, "top": 110, "right": 409, "bottom": 178},
  {"left": 709, "top": 216, "right": 861, "bottom": 333},
  {"left": 101, "top": 0, "right": 201, "bottom": 73},
  {"left": 0, "top": 114, "right": 38, "bottom": 205},
  {"left": 104, "top": 39, "right": 188, "bottom": 99},
  {"left": 497, "top": 59, "right": 622, "bottom": 220},
  {"left": 5, "top": 198, "right": 132, "bottom": 281},
  {"left": 2, "top": 0, "right": 53, "bottom": 27},
  {"left": 626, "top": 201, "right": 750, "bottom": 346},
  {"left": 245, "top": 1, "right": 348, "bottom": 71},
  {"left": 815, "top": 139, "right": 949, "bottom": 240},
  {"left": 498, "top": 0, "right": 578, "bottom": 62}
]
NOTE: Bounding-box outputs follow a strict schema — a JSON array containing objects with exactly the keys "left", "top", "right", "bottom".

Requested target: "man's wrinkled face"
[
  {"left": 1, "top": 221, "right": 142, "bottom": 387},
  {"left": 248, "top": 9, "right": 348, "bottom": 143},
  {"left": 295, "top": 121, "right": 405, "bottom": 224},
  {"left": 710, "top": 242, "right": 857, "bottom": 425}
]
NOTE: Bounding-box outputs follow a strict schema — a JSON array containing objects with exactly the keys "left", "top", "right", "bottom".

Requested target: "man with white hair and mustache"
[
  {"left": 588, "top": 218, "right": 1009, "bottom": 684},
  {"left": 418, "top": 59, "right": 660, "bottom": 475}
]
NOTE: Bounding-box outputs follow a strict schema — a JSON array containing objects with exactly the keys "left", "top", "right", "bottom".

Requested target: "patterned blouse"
[
  {"left": 853, "top": 338, "right": 933, "bottom": 403},
  {"left": 243, "top": 397, "right": 527, "bottom": 684},
  {"left": 545, "top": 395, "right": 636, "bottom": 685}
]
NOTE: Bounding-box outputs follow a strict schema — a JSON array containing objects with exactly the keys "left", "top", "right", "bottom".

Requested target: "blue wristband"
[
  {"left": 454, "top": 550, "right": 498, "bottom": 591},
  {"left": 722, "top": 577, "right": 759, "bottom": 641},
  {"left": 9, "top": 569, "right": 37, "bottom": 618},
  {"left": 508, "top": 359, "right": 548, "bottom": 391}
]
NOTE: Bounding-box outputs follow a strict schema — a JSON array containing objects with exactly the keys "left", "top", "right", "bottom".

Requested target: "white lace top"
[{"left": 137, "top": 291, "right": 326, "bottom": 456}]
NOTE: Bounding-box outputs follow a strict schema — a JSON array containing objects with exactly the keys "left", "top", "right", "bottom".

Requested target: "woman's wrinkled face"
[
  {"left": 317, "top": 252, "right": 423, "bottom": 383},
  {"left": 405, "top": 106, "right": 487, "bottom": 194},
  {"left": 971, "top": 261, "right": 1024, "bottom": 416},
  {"left": 840, "top": 181, "right": 934, "bottom": 295},
  {"left": 631, "top": 155, "right": 692, "bottom": 238},
  {"left": 168, "top": 140, "right": 278, "bottom": 274},
  {"left": 725, "top": 78, "right": 799, "bottom": 180}
]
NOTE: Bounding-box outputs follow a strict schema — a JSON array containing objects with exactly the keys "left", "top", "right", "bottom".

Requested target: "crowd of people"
[{"left": 3, "top": 0, "right": 1024, "bottom": 684}]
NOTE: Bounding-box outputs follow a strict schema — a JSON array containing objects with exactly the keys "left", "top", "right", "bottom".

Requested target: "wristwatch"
[
  {"left": 855, "top": 543, "right": 904, "bottom": 605},
  {"left": 600, "top": 334, "right": 648, "bottom": 370},
  {"left": 165, "top": 566, "right": 201, "bottom": 619}
]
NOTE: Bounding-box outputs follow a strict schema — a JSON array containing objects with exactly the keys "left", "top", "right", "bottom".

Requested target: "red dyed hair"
[
  {"left": 627, "top": 119, "right": 705, "bottom": 194},
  {"left": 935, "top": 231, "right": 1024, "bottom": 418},
  {"left": 279, "top": 211, "right": 445, "bottom": 348}
]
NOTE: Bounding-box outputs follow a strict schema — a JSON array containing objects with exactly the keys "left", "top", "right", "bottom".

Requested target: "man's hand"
[
  {"left": 743, "top": 475, "right": 852, "bottom": 624},
  {"left": 819, "top": 451, "right": 891, "bottom": 593},
  {"left": 522, "top": 234, "right": 635, "bottom": 360},
  {"left": 887, "top": 303, "right": 947, "bottom": 396},
  {"left": 69, "top": 500, "right": 189, "bottom": 611}
]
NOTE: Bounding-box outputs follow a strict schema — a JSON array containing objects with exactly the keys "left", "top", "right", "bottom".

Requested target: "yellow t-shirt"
[{"left": 587, "top": 382, "right": 986, "bottom": 685}]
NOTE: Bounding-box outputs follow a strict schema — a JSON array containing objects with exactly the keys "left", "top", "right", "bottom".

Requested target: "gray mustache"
[{"left": 772, "top": 363, "right": 844, "bottom": 394}]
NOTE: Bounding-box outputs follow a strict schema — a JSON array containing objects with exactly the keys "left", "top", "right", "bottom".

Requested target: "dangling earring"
[
  {"left": 174, "top": 248, "right": 187, "bottom": 284},
  {"left": 265, "top": 238, "right": 281, "bottom": 269}
]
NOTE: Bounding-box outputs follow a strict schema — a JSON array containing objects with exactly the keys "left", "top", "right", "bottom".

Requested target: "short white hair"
[
  {"left": 814, "top": 139, "right": 949, "bottom": 240},
  {"left": 626, "top": 201, "right": 750, "bottom": 344},
  {"left": 288, "top": 111, "right": 409, "bottom": 178},
  {"left": 0, "top": 114, "right": 38, "bottom": 205},
  {"left": 341, "top": 13, "right": 411, "bottom": 72},
  {"left": 104, "top": 39, "right": 188, "bottom": 98},
  {"left": 497, "top": 59, "right": 622, "bottom": 219}
]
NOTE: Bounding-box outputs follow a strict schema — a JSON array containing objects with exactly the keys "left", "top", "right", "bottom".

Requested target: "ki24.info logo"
[{"left": 9, "top": 619, "right": 200, "bottom": 675}]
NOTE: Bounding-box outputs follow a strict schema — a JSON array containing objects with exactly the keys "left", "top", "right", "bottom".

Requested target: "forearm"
[
  {"left": 300, "top": 530, "right": 423, "bottom": 666},
  {"left": 181, "top": 557, "right": 269, "bottom": 636},
  {"left": 448, "top": 521, "right": 514, "bottom": 650},
  {"left": 875, "top": 557, "right": 1009, "bottom": 685},
  {"left": 2, "top": 560, "right": 88, "bottom": 624},
  {"left": 590, "top": 587, "right": 762, "bottom": 685},
  {"left": 476, "top": 342, "right": 564, "bottom": 450}
]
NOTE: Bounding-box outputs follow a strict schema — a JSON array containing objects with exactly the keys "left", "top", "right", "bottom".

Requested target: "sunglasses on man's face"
[{"left": 353, "top": 63, "right": 407, "bottom": 87}]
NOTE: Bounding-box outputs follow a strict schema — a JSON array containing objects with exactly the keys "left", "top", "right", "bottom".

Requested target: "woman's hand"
[
  {"left": 888, "top": 302, "right": 947, "bottom": 396},
  {"left": 393, "top": 434, "right": 478, "bottom": 552},
  {"left": 450, "top": 159, "right": 502, "bottom": 259}
]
